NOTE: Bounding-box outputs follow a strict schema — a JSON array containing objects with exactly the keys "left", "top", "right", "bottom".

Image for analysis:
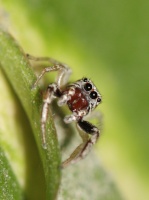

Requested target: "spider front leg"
[
  {"left": 41, "top": 83, "right": 62, "bottom": 148},
  {"left": 27, "top": 54, "right": 72, "bottom": 88},
  {"left": 61, "top": 119, "right": 100, "bottom": 168},
  {"left": 27, "top": 54, "right": 72, "bottom": 148},
  {"left": 26, "top": 54, "right": 60, "bottom": 65},
  {"left": 31, "top": 64, "right": 70, "bottom": 89}
]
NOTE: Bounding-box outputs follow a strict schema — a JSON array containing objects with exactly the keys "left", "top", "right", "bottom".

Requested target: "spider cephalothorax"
[
  {"left": 67, "top": 77, "right": 101, "bottom": 112},
  {"left": 27, "top": 54, "right": 102, "bottom": 168},
  {"left": 60, "top": 78, "right": 101, "bottom": 124}
]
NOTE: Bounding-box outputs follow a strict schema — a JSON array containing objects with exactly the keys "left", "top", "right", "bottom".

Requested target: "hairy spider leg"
[
  {"left": 26, "top": 54, "right": 72, "bottom": 88},
  {"left": 61, "top": 120, "right": 100, "bottom": 168},
  {"left": 26, "top": 54, "right": 61, "bottom": 65},
  {"left": 41, "top": 83, "right": 61, "bottom": 148},
  {"left": 27, "top": 54, "right": 71, "bottom": 148}
]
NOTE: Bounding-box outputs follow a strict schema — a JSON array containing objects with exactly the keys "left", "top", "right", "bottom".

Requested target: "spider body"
[
  {"left": 27, "top": 54, "right": 102, "bottom": 168},
  {"left": 60, "top": 78, "right": 101, "bottom": 122}
]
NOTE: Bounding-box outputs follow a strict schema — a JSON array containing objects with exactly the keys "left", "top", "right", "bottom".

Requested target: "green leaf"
[
  {"left": 0, "top": 146, "right": 23, "bottom": 200},
  {"left": 59, "top": 150, "right": 124, "bottom": 200},
  {"left": 0, "top": 29, "right": 61, "bottom": 200}
]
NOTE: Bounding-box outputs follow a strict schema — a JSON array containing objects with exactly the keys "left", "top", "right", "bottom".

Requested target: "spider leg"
[
  {"left": 63, "top": 110, "right": 87, "bottom": 123},
  {"left": 85, "top": 110, "right": 103, "bottom": 129},
  {"left": 31, "top": 64, "right": 71, "bottom": 88},
  {"left": 26, "top": 53, "right": 61, "bottom": 65},
  {"left": 26, "top": 54, "right": 72, "bottom": 88},
  {"left": 41, "top": 83, "right": 62, "bottom": 149},
  {"left": 27, "top": 54, "right": 72, "bottom": 148},
  {"left": 61, "top": 120, "right": 100, "bottom": 168}
]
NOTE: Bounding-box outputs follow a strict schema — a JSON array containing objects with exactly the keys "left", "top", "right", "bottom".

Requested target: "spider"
[{"left": 27, "top": 54, "right": 102, "bottom": 168}]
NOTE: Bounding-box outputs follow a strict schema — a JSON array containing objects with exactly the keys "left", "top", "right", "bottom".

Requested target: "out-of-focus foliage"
[{"left": 1, "top": 0, "right": 149, "bottom": 200}]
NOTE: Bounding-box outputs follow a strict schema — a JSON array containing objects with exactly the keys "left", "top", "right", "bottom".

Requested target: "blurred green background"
[{"left": 1, "top": 0, "right": 149, "bottom": 199}]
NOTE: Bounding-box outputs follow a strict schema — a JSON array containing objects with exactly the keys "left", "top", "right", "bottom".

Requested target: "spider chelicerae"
[{"left": 27, "top": 54, "right": 102, "bottom": 168}]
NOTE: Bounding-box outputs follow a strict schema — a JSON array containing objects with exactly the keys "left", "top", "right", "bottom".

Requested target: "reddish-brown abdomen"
[{"left": 67, "top": 88, "right": 89, "bottom": 112}]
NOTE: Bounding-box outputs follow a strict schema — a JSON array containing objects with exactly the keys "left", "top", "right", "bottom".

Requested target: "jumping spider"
[{"left": 27, "top": 54, "right": 102, "bottom": 168}]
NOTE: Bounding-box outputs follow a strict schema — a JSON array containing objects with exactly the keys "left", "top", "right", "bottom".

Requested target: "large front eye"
[
  {"left": 84, "top": 83, "right": 92, "bottom": 91},
  {"left": 90, "top": 91, "right": 98, "bottom": 99}
]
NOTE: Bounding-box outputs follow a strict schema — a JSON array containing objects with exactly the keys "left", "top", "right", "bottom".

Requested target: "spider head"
[
  {"left": 66, "top": 77, "right": 102, "bottom": 114},
  {"left": 77, "top": 77, "right": 102, "bottom": 110}
]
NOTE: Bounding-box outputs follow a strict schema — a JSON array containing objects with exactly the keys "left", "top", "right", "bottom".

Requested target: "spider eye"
[
  {"left": 90, "top": 91, "right": 98, "bottom": 99},
  {"left": 97, "top": 97, "right": 101, "bottom": 103},
  {"left": 84, "top": 83, "right": 92, "bottom": 91},
  {"left": 83, "top": 77, "right": 88, "bottom": 82}
]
